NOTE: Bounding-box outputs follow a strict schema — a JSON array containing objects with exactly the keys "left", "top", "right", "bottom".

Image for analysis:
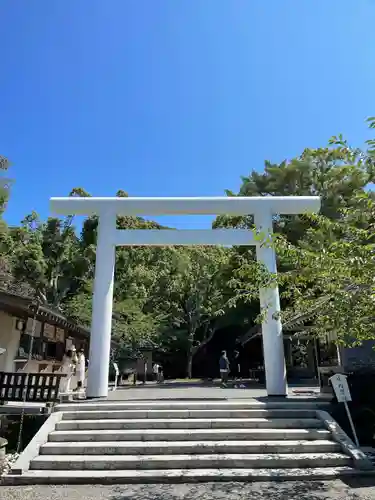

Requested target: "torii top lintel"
[{"left": 50, "top": 196, "right": 321, "bottom": 217}]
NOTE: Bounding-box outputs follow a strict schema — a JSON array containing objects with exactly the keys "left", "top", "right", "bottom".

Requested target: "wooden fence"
[{"left": 0, "top": 372, "right": 65, "bottom": 403}]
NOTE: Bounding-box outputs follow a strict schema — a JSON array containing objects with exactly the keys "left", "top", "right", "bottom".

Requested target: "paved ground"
[
  {"left": 106, "top": 382, "right": 322, "bottom": 401},
  {"left": 0, "top": 381, "right": 324, "bottom": 414},
  {"left": 2, "top": 479, "right": 375, "bottom": 500}
]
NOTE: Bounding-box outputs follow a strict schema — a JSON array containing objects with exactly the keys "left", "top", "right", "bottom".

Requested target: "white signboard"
[
  {"left": 329, "top": 373, "right": 351, "bottom": 402},
  {"left": 43, "top": 323, "right": 56, "bottom": 341},
  {"left": 56, "top": 328, "right": 65, "bottom": 343},
  {"left": 26, "top": 318, "right": 41, "bottom": 337},
  {"left": 329, "top": 373, "right": 359, "bottom": 447}
]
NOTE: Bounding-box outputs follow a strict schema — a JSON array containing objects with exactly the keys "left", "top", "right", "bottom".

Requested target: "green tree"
[
  {"left": 9, "top": 211, "right": 94, "bottom": 306},
  {"left": 222, "top": 118, "right": 375, "bottom": 347},
  {"left": 214, "top": 122, "right": 375, "bottom": 245},
  {"left": 147, "top": 246, "right": 232, "bottom": 378},
  {"left": 63, "top": 257, "right": 166, "bottom": 364},
  {"left": 0, "top": 156, "right": 11, "bottom": 218},
  {"left": 274, "top": 191, "right": 375, "bottom": 345},
  {"left": 0, "top": 157, "right": 20, "bottom": 292}
]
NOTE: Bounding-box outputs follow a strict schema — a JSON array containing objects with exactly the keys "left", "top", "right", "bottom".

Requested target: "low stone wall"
[{"left": 0, "top": 413, "right": 47, "bottom": 454}]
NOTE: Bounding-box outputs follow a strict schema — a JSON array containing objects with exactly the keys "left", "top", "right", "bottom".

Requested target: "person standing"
[
  {"left": 142, "top": 358, "right": 147, "bottom": 384},
  {"left": 153, "top": 362, "right": 159, "bottom": 382},
  {"left": 219, "top": 351, "right": 230, "bottom": 387},
  {"left": 61, "top": 348, "right": 77, "bottom": 394},
  {"left": 232, "top": 350, "right": 245, "bottom": 388},
  {"left": 76, "top": 348, "right": 86, "bottom": 392}
]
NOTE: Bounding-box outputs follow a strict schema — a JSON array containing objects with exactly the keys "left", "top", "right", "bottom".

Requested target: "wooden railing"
[{"left": 0, "top": 372, "right": 65, "bottom": 403}]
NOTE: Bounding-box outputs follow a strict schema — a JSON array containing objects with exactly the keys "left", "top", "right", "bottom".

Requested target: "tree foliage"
[
  {"left": 220, "top": 118, "right": 375, "bottom": 348},
  {"left": 274, "top": 192, "right": 375, "bottom": 345},
  {"left": 145, "top": 247, "right": 230, "bottom": 377}
]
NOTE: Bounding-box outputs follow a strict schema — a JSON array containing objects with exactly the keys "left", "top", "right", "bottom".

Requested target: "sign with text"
[
  {"left": 329, "top": 373, "right": 352, "bottom": 403},
  {"left": 56, "top": 328, "right": 65, "bottom": 343},
  {"left": 329, "top": 372, "right": 359, "bottom": 447},
  {"left": 43, "top": 323, "right": 56, "bottom": 341},
  {"left": 26, "top": 318, "right": 41, "bottom": 337},
  {"left": 66, "top": 337, "right": 75, "bottom": 350}
]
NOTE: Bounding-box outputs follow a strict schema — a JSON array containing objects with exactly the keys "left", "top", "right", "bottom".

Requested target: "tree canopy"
[{"left": 219, "top": 118, "right": 375, "bottom": 348}]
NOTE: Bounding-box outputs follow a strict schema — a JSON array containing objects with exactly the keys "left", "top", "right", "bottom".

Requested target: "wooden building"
[{"left": 0, "top": 289, "right": 89, "bottom": 373}]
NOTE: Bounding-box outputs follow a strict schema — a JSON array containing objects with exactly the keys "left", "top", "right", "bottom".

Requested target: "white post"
[
  {"left": 255, "top": 212, "right": 288, "bottom": 397},
  {"left": 86, "top": 211, "right": 116, "bottom": 399}
]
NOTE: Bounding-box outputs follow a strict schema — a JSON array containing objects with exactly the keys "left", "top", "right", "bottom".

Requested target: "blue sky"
[{"left": 1, "top": 1, "right": 375, "bottom": 229}]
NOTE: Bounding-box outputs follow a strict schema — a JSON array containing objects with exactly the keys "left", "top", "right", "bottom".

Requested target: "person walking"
[
  {"left": 232, "top": 350, "right": 245, "bottom": 388},
  {"left": 231, "top": 350, "right": 240, "bottom": 384},
  {"left": 153, "top": 363, "right": 160, "bottom": 383},
  {"left": 219, "top": 350, "right": 230, "bottom": 387}
]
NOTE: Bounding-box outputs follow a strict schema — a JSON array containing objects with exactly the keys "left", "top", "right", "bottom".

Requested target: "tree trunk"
[
  {"left": 186, "top": 351, "right": 193, "bottom": 379},
  {"left": 186, "top": 333, "right": 195, "bottom": 379},
  {"left": 192, "top": 325, "right": 216, "bottom": 360}
]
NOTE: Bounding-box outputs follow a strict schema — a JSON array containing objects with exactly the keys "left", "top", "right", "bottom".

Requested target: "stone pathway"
[
  {"left": 2, "top": 479, "right": 375, "bottom": 500},
  {"left": 106, "top": 382, "right": 321, "bottom": 401}
]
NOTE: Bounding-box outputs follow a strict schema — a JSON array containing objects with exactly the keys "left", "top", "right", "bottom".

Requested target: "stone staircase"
[{"left": 6, "top": 400, "right": 373, "bottom": 484}]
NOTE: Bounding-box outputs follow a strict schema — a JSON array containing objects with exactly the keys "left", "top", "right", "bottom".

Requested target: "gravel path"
[{"left": 2, "top": 479, "right": 375, "bottom": 500}]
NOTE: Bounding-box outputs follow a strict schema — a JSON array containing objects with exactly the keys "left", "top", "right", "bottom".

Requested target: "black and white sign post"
[{"left": 329, "top": 373, "right": 359, "bottom": 447}]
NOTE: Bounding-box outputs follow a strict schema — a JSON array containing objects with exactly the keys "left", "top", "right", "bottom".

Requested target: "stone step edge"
[
  {"left": 50, "top": 427, "right": 331, "bottom": 437},
  {"left": 41, "top": 439, "right": 337, "bottom": 449},
  {"left": 3, "top": 467, "right": 369, "bottom": 486},
  {"left": 61, "top": 409, "right": 318, "bottom": 416},
  {"left": 40, "top": 440, "right": 340, "bottom": 455},
  {"left": 31, "top": 452, "right": 349, "bottom": 463},
  {"left": 57, "top": 417, "right": 321, "bottom": 425},
  {"left": 55, "top": 402, "right": 327, "bottom": 412},
  {"left": 49, "top": 428, "right": 331, "bottom": 439}
]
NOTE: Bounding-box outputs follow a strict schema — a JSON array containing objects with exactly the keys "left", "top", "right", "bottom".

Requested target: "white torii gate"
[{"left": 50, "top": 196, "right": 320, "bottom": 398}]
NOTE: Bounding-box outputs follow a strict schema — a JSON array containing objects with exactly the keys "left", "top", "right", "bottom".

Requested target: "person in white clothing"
[
  {"left": 76, "top": 349, "right": 86, "bottom": 391},
  {"left": 61, "top": 348, "right": 77, "bottom": 394},
  {"left": 153, "top": 363, "right": 159, "bottom": 382}
]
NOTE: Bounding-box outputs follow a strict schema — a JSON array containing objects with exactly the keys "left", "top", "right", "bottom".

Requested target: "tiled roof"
[{"left": 0, "top": 288, "right": 90, "bottom": 338}]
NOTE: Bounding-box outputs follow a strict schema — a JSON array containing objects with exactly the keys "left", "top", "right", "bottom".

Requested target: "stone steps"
[
  {"left": 54, "top": 401, "right": 329, "bottom": 412},
  {"left": 9, "top": 399, "right": 370, "bottom": 484},
  {"left": 55, "top": 417, "right": 324, "bottom": 431},
  {"left": 40, "top": 439, "right": 341, "bottom": 455},
  {"left": 30, "top": 452, "right": 351, "bottom": 471},
  {"left": 60, "top": 409, "right": 318, "bottom": 420},
  {"left": 48, "top": 427, "right": 332, "bottom": 442}
]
